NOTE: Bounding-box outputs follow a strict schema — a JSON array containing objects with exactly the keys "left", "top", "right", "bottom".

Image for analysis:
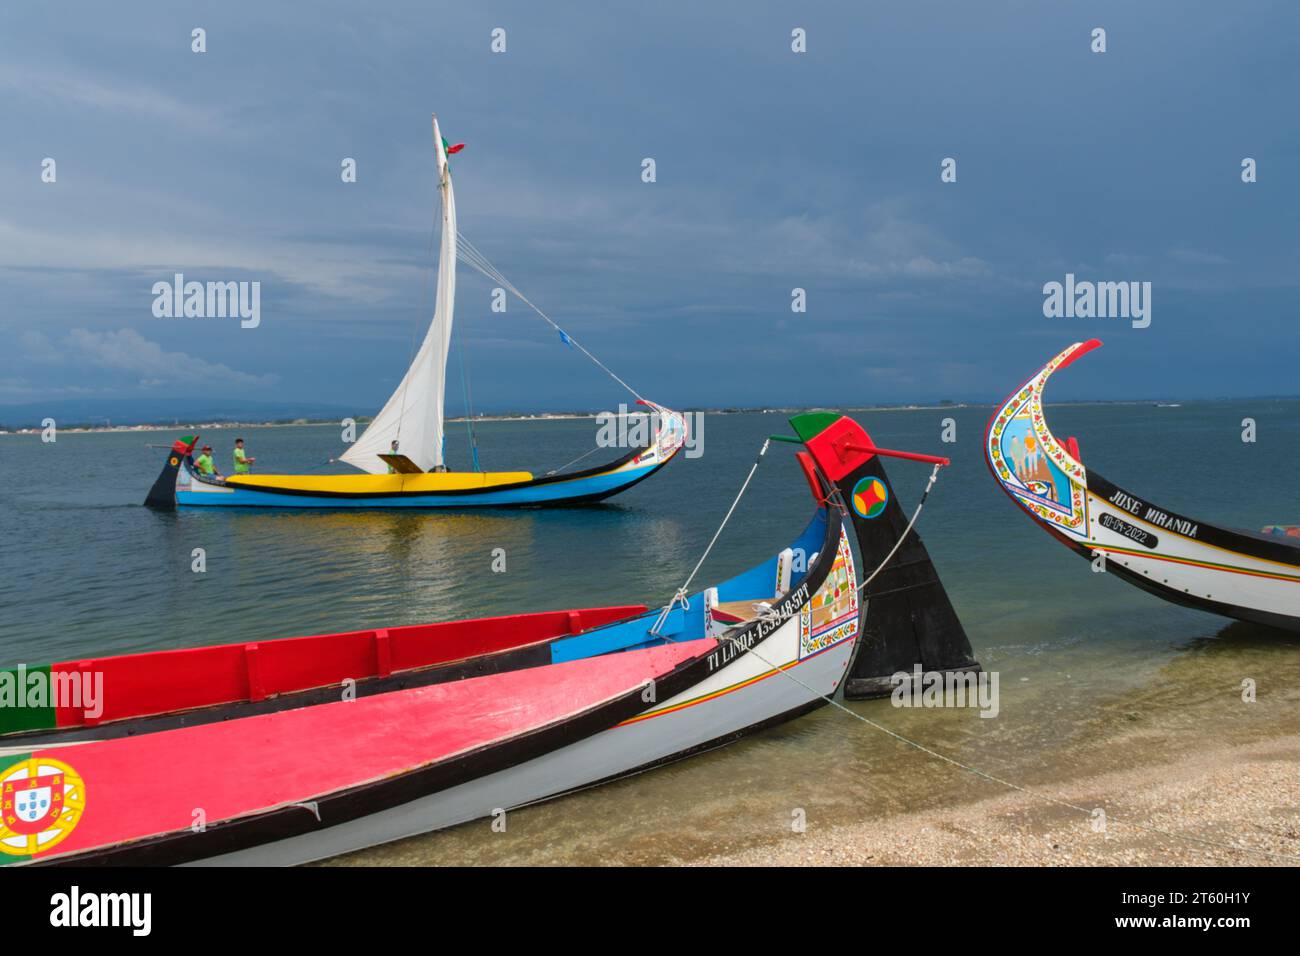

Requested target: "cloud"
[
  {"left": 0, "top": 379, "right": 101, "bottom": 401},
  {"left": 895, "top": 256, "right": 991, "bottom": 279},
  {"left": 22, "top": 328, "right": 277, "bottom": 389},
  {"left": 1168, "top": 248, "right": 1230, "bottom": 266},
  {"left": 17, "top": 329, "right": 63, "bottom": 362},
  {"left": 733, "top": 203, "right": 998, "bottom": 284},
  {"left": 0, "top": 218, "right": 410, "bottom": 306},
  {"left": 0, "top": 64, "right": 228, "bottom": 134}
]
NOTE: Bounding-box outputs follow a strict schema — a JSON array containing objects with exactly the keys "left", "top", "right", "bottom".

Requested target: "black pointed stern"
[
  {"left": 143, "top": 435, "right": 198, "bottom": 510},
  {"left": 791, "top": 413, "right": 979, "bottom": 699}
]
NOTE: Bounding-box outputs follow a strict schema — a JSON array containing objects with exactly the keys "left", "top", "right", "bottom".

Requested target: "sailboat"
[{"left": 145, "top": 115, "right": 686, "bottom": 510}]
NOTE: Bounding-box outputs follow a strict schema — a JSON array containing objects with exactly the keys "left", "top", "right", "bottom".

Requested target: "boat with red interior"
[{"left": 2, "top": 412, "right": 977, "bottom": 866}]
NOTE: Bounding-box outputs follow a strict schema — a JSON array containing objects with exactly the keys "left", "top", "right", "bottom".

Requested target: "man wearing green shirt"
[
  {"left": 233, "top": 438, "right": 256, "bottom": 474},
  {"left": 194, "top": 444, "right": 221, "bottom": 478}
]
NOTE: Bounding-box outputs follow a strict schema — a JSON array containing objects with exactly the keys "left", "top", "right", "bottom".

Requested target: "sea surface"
[{"left": 2, "top": 403, "right": 1298, "bottom": 864}]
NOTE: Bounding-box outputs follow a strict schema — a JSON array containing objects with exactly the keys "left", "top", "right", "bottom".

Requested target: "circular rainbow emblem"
[{"left": 851, "top": 476, "right": 889, "bottom": 519}]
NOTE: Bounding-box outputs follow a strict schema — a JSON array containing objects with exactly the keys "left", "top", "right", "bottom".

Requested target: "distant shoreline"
[
  {"left": 0, "top": 413, "right": 595, "bottom": 436},
  {"left": 2, "top": 397, "right": 1297, "bottom": 435},
  {"left": 0, "top": 405, "right": 979, "bottom": 435}
]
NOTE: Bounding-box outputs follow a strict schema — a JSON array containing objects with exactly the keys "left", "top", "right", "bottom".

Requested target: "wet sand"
[{"left": 694, "top": 736, "right": 1300, "bottom": 866}]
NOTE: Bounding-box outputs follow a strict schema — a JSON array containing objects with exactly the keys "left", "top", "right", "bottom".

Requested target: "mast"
[{"left": 341, "top": 114, "right": 457, "bottom": 474}]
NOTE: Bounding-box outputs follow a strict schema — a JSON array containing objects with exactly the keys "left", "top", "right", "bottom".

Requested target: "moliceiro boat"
[
  {"left": 144, "top": 114, "right": 686, "bottom": 510},
  {"left": 146, "top": 404, "right": 684, "bottom": 509},
  {"left": 986, "top": 339, "right": 1300, "bottom": 631},
  {"left": 4, "top": 413, "right": 976, "bottom": 866}
]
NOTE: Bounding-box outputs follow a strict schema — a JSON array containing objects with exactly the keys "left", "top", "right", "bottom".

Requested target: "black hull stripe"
[{"left": 1087, "top": 471, "right": 1300, "bottom": 568}]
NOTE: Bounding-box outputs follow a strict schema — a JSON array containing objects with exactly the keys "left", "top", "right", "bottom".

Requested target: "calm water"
[{"left": 2, "top": 404, "right": 1298, "bottom": 864}]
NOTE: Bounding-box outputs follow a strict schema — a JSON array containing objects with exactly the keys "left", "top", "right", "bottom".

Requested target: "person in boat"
[
  {"left": 387, "top": 439, "right": 400, "bottom": 474},
  {"left": 233, "top": 438, "right": 255, "bottom": 474},
  {"left": 194, "top": 444, "right": 222, "bottom": 479}
]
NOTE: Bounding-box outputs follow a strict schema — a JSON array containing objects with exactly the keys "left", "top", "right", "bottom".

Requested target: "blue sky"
[{"left": 2, "top": 0, "right": 1297, "bottom": 413}]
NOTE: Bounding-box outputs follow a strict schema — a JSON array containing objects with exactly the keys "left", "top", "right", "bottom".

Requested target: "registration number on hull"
[
  {"left": 1098, "top": 512, "right": 1158, "bottom": 549},
  {"left": 706, "top": 583, "right": 809, "bottom": 672}
]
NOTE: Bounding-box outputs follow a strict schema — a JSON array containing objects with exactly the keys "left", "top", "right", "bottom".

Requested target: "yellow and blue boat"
[{"left": 144, "top": 114, "right": 686, "bottom": 510}]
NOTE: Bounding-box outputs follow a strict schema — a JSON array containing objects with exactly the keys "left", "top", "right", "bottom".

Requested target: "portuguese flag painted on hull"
[{"left": 0, "top": 752, "right": 87, "bottom": 864}]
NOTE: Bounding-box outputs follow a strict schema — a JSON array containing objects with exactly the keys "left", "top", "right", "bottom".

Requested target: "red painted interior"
[
  {"left": 41, "top": 638, "right": 714, "bottom": 860},
  {"left": 795, "top": 451, "right": 822, "bottom": 501},
  {"left": 1065, "top": 436, "right": 1081, "bottom": 462},
  {"left": 49, "top": 605, "right": 645, "bottom": 728}
]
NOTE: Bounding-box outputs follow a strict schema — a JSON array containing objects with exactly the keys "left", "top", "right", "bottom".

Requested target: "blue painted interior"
[{"left": 549, "top": 508, "right": 828, "bottom": 664}]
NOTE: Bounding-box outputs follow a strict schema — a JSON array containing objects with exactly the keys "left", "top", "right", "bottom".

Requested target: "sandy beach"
[{"left": 692, "top": 735, "right": 1300, "bottom": 866}]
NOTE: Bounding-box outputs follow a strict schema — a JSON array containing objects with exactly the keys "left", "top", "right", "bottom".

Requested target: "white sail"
[{"left": 342, "top": 115, "right": 457, "bottom": 474}]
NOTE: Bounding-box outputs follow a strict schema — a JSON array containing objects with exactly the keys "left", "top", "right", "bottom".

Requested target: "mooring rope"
[
  {"left": 643, "top": 450, "right": 1298, "bottom": 864},
  {"left": 856, "top": 463, "right": 940, "bottom": 595},
  {"left": 648, "top": 439, "right": 771, "bottom": 636},
  {"left": 714, "top": 627, "right": 1300, "bottom": 864}
]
